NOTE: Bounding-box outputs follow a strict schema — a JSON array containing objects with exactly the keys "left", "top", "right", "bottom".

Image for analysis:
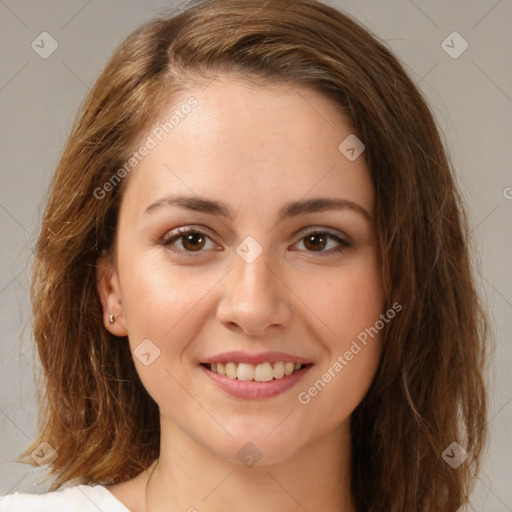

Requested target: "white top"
[{"left": 0, "top": 484, "right": 130, "bottom": 511}]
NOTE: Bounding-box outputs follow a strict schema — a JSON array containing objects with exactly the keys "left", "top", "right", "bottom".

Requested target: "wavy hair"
[{"left": 18, "top": 1, "right": 490, "bottom": 510}]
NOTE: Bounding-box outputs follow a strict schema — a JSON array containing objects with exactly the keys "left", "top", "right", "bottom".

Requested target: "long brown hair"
[{"left": 19, "top": 1, "right": 490, "bottom": 510}]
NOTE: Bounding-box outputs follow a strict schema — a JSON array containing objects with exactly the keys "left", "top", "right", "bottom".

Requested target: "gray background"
[{"left": 0, "top": 0, "right": 510, "bottom": 509}]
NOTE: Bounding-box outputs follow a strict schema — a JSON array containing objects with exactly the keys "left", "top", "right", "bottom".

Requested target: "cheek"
[
  {"left": 117, "top": 262, "right": 208, "bottom": 404},
  {"left": 295, "top": 252, "right": 385, "bottom": 412},
  {"left": 117, "top": 255, "right": 196, "bottom": 348},
  {"left": 304, "top": 251, "right": 385, "bottom": 343},
  {"left": 118, "top": 253, "right": 228, "bottom": 368}
]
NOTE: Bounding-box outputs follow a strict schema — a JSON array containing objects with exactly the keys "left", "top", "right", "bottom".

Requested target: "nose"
[{"left": 216, "top": 244, "right": 292, "bottom": 337}]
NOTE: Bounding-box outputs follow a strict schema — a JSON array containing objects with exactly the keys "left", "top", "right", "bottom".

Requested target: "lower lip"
[{"left": 199, "top": 364, "right": 313, "bottom": 399}]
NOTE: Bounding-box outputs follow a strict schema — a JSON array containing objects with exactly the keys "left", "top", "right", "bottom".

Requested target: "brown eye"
[
  {"left": 294, "top": 229, "right": 351, "bottom": 256},
  {"left": 303, "top": 233, "right": 329, "bottom": 251},
  {"left": 161, "top": 227, "right": 217, "bottom": 257},
  {"left": 180, "top": 231, "right": 207, "bottom": 251}
]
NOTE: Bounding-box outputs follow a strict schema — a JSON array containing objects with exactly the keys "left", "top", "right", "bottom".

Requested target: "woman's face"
[{"left": 98, "top": 76, "right": 386, "bottom": 465}]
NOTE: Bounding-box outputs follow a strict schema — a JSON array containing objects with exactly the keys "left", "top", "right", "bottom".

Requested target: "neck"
[{"left": 143, "top": 415, "right": 355, "bottom": 512}]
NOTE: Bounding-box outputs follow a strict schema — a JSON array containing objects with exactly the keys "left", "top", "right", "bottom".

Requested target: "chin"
[{"left": 202, "top": 427, "right": 308, "bottom": 468}]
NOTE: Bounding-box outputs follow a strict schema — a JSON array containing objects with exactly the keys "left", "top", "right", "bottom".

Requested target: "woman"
[{"left": 0, "top": 0, "right": 490, "bottom": 510}]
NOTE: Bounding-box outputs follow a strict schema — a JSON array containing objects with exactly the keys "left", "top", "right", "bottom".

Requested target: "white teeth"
[
  {"left": 284, "top": 362, "right": 295, "bottom": 376},
  {"left": 273, "top": 361, "right": 285, "bottom": 379},
  {"left": 207, "top": 361, "right": 306, "bottom": 381},
  {"left": 254, "top": 362, "right": 274, "bottom": 382},
  {"left": 225, "top": 362, "right": 238, "bottom": 379},
  {"left": 237, "top": 363, "right": 254, "bottom": 381}
]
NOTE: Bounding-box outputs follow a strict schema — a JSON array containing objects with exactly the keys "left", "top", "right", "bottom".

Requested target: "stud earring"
[{"left": 108, "top": 314, "right": 115, "bottom": 325}]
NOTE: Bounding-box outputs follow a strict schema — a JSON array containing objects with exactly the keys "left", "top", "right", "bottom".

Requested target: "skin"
[{"left": 97, "top": 76, "right": 386, "bottom": 512}]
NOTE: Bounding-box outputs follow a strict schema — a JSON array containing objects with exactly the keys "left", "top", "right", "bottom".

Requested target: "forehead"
[{"left": 120, "top": 76, "right": 372, "bottom": 217}]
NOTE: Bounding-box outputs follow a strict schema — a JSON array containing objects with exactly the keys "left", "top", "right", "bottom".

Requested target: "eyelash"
[{"left": 160, "top": 226, "right": 351, "bottom": 258}]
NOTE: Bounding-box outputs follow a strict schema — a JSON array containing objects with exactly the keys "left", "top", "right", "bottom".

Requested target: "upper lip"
[{"left": 201, "top": 351, "right": 313, "bottom": 365}]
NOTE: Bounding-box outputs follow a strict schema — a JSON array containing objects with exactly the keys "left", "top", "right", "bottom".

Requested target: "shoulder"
[{"left": 0, "top": 484, "right": 131, "bottom": 512}]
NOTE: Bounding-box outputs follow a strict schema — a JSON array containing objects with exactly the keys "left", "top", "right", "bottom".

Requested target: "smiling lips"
[
  {"left": 200, "top": 350, "right": 313, "bottom": 384},
  {"left": 206, "top": 361, "right": 304, "bottom": 382}
]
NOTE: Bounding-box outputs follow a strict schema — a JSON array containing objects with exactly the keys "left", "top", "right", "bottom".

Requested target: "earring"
[{"left": 108, "top": 314, "right": 115, "bottom": 325}]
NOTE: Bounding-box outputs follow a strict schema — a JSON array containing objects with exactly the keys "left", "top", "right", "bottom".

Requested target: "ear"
[{"left": 96, "top": 250, "right": 128, "bottom": 337}]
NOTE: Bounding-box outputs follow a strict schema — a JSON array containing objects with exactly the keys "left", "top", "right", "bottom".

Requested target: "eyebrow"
[{"left": 144, "top": 195, "right": 372, "bottom": 222}]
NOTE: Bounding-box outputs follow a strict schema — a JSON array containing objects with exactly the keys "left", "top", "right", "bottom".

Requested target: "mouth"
[
  {"left": 198, "top": 350, "right": 314, "bottom": 399},
  {"left": 199, "top": 361, "right": 312, "bottom": 382},
  {"left": 198, "top": 356, "right": 314, "bottom": 399}
]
